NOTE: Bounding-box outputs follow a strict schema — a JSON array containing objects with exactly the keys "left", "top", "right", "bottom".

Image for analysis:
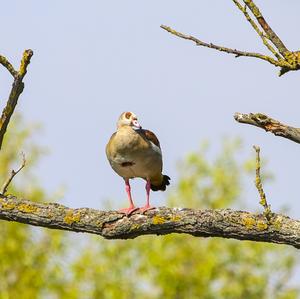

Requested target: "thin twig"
[
  {"left": 253, "top": 146, "right": 271, "bottom": 220},
  {"left": 234, "top": 112, "right": 300, "bottom": 144},
  {"left": 0, "top": 55, "right": 18, "bottom": 78},
  {"left": 0, "top": 49, "right": 33, "bottom": 150},
  {"left": 232, "top": 0, "right": 282, "bottom": 60},
  {"left": 0, "top": 153, "right": 26, "bottom": 195},
  {"left": 242, "top": 0, "right": 289, "bottom": 58},
  {"left": 160, "top": 25, "right": 283, "bottom": 67},
  {"left": 18, "top": 49, "right": 34, "bottom": 78}
]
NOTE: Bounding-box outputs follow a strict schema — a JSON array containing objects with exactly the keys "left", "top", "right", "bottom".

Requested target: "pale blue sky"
[{"left": 1, "top": 1, "right": 300, "bottom": 219}]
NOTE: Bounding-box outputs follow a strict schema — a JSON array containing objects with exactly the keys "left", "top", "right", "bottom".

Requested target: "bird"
[{"left": 106, "top": 111, "right": 170, "bottom": 214}]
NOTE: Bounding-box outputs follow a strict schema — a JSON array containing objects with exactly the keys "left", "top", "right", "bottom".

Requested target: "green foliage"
[
  {"left": 0, "top": 119, "right": 298, "bottom": 299},
  {"left": 0, "top": 116, "right": 68, "bottom": 299}
]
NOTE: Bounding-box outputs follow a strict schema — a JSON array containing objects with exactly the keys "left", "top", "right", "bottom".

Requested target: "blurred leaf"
[{"left": 0, "top": 121, "right": 298, "bottom": 299}]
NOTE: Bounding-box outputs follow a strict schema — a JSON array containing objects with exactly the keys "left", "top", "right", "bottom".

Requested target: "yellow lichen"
[
  {"left": 19, "top": 50, "right": 32, "bottom": 76},
  {"left": 18, "top": 203, "right": 38, "bottom": 213},
  {"left": 1, "top": 200, "right": 15, "bottom": 210},
  {"left": 242, "top": 217, "right": 256, "bottom": 229},
  {"left": 152, "top": 215, "right": 166, "bottom": 225},
  {"left": 171, "top": 215, "right": 181, "bottom": 222},
  {"left": 130, "top": 224, "right": 140, "bottom": 230},
  {"left": 273, "top": 217, "right": 283, "bottom": 231},
  {"left": 64, "top": 211, "right": 81, "bottom": 224},
  {"left": 257, "top": 220, "right": 268, "bottom": 231}
]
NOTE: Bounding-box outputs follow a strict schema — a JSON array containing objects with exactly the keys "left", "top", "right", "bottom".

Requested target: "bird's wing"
[
  {"left": 105, "top": 132, "right": 117, "bottom": 161},
  {"left": 140, "top": 129, "right": 161, "bottom": 149}
]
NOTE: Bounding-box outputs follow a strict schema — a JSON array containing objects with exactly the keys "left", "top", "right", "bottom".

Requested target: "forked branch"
[
  {"left": 161, "top": 0, "right": 300, "bottom": 76},
  {"left": 0, "top": 50, "right": 33, "bottom": 150},
  {"left": 0, "top": 153, "right": 26, "bottom": 195}
]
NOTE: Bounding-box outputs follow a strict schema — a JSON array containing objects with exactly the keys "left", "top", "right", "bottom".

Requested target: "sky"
[{"left": 1, "top": 0, "right": 300, "bottom": 221}]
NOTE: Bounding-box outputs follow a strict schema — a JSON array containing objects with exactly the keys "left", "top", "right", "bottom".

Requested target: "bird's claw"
[
  {"left": 139, "top": 205, "right": 155, "bottom": 214},
  {"left": 119, "top": 206, "right": 138, "bottom": 216}
]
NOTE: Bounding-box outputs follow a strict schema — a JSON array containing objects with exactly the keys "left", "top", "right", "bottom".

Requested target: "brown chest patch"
[{"left": 121, "top": 161, "right": 135, "bottom": 167}]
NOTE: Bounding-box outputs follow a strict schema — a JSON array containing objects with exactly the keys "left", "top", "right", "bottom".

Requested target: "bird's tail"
[{"left": 150, "top": 174, "right": 171, "bottom": 191}]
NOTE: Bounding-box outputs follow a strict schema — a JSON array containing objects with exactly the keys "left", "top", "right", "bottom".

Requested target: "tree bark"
[
  {"left": 1, "top": 195, "right": 300, "bottom": 248},
  {"left": 0, "top": 50, "right": 33, "bottom": 150},
  {"left": 234, "top": 112, "right": 300, "bottom": 144}
]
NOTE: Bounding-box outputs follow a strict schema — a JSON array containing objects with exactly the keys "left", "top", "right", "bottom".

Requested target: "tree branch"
[
  {"left": 234, "top": 112, "right": 300, "bottom": 144},
  {"left": 160, "top": 25, "right": 282, "bottom": 67},
  {"left": 232, "top": 0, "right": 282, "bottom": 60},
  {"left": 0, "top": 195, "right": 299, "bottom": 248},
  {"left": 253, "top": 146, "right": 271, "bottom": 219},
  {"left": 0, "top": 152, "right": 26, "bottom": 195},
  {"left": 161, "top": 0, "right": 300, "bottom": 76},
  {"left": 0, "top": 49, "right": 33, "bottom": 150},
  {"left": 242, "top": 0, "right": 289, "bottom": 57},
  {"left": 0, "top": 55, "right": 18, "bottom": 78}
]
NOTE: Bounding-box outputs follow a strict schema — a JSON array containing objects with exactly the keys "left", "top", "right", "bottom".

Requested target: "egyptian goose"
[{"left": 106, "top": 112, "right": 170, "bottom": 214}]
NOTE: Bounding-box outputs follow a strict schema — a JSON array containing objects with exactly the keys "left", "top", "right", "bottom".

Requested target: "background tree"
[{"left": 0, "top": 116, "right": 68, "bottom": 298}]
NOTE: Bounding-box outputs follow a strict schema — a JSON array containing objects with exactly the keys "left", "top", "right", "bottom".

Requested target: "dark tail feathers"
[{"left": 150, "top": 175, "right": 171, "bottom": 191}]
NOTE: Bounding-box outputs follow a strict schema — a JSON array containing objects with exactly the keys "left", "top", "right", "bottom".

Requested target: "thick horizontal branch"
[
  {"left": 0, "top": 195, "right": 300, "bottom": 248},
  {"left": 234, "top": 112, "right": 300, "bottom": 144},
  {"left": 0, "top": 49, "right": 33, "bottom": 150}
]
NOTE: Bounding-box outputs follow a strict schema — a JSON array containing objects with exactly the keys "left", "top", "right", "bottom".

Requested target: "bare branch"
[
  {"left": 18, "top": 49, "right": 34, "bottom": 78},
  {"left": 0, "top": 49, "right": 33, "bottom": 150},
  {"left": 0, "top": 55, "right": 18, "bottom": 78},
  {"left": 232, "top": 0, "right": 282, "bottom": 60},
  {"left": 0, "top": 195, "right": 300, "bottom": 248},
  {"left": 234, "top": 112, "right": 300, "bottom": 144},
  {"left": 161, "top": 1, "right": 300, "bottom": 76},
  {"left": 1, "top": 153, "right": 26, "bottom": 195},
  {"left": 160, "top": 25, "right": 282, "bottom": 67},
  {"left": 242, "top": 0, "right": 289, "bottom": 57},
  {"left": 253, "top": 146, "right": 271, "bottom": 219}
]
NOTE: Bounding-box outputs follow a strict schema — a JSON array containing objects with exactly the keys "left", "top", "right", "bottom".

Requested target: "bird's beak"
[{"left": 132, "top": 119, "right": 142, "bottom": 129}]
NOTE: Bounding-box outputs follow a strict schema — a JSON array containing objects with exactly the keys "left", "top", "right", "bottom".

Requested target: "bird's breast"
[{"left": 106, "top": 129, "right": 162, "bottom": 179}]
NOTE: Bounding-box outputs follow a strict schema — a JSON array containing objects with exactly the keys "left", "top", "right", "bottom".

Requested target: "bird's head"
[{"left": 117, "top": 111, "right": 142, "bottom": 130}]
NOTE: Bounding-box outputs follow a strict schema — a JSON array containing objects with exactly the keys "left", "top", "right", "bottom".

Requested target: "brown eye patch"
[{"left": 125, "top": 112, "right": 132, "bottom": 119}]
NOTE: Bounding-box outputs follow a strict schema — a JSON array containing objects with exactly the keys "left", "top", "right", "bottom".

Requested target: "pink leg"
[
  {"left": 119, "top": 179, "right": 138, "bottom": 215},
  {"left": 139, "top": 179, "right": 155, "bottom": 213}
]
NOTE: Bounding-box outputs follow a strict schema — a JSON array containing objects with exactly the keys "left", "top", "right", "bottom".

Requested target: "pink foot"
[
  {"left": 139, "top": 205, "right": 155, "bottom": 214},
  {"left": 119, "top": 206, "right": 138, "bottom": 216}
]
